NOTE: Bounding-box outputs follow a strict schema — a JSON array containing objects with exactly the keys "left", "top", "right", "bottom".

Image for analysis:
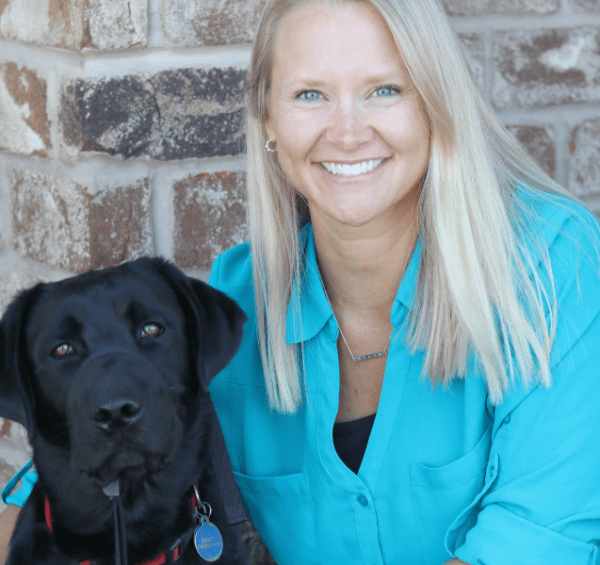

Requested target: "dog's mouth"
[{"left": 80, "top": 450, "right": 171, "bottom": 490}]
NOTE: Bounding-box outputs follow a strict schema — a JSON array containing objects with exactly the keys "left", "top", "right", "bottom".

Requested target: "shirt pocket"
[
  {"left": 409, "top": 424, "right": 491, "bottom": 558},
  {"left": 233, "top": 471, "right": 322, "bottom": 565}
]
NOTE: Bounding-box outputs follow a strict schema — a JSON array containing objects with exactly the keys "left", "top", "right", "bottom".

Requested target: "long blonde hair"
[{"left": 246, "top": 0, "right": 574, "bottom": 413}]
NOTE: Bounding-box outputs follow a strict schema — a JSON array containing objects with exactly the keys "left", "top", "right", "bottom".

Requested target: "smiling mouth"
[{"left": 320, "top": 159, "right": 385, "bottom": 176}]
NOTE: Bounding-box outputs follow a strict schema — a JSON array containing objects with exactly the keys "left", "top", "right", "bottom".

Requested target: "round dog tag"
[{"left": 194, "top": 515, "right": 223, "bottom": 562}]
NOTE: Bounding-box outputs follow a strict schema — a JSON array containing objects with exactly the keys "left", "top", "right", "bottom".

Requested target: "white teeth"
[{"left": 321, "top": 159, "right": 385, "bottom": 175}]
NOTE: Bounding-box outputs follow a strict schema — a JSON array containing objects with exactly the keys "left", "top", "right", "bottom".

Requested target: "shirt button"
[
  {"left": 503, "top": 414, "right": 511, "bottom": 425},
  {"left": 357, "top": 495, "right": 369, "bottom": 507}
]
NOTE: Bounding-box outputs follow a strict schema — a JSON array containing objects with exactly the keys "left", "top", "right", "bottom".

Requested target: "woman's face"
[{"left": 265, "top": 1, "right": 431, "bottom": 231}]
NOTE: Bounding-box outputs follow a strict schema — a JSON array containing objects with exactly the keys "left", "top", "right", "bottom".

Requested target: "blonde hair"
[{"left": 246, "top": 0, "right": 574, "bottom": 413}]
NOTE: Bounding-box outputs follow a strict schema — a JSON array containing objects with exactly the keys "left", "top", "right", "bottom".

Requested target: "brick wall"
[{"left": 0, "top": 0, "right": 599, "bottom": 556}]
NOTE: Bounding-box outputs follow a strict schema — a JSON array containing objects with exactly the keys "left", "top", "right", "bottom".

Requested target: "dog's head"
[{"left": 0, "top": 257, "right": 246, "bottom": 491}]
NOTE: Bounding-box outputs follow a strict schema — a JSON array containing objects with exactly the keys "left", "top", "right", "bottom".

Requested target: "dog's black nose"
[{"left": 92, "top": 398, "right": 142, "bottom": 431}]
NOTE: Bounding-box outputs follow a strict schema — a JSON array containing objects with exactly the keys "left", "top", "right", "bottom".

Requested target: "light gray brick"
[
  {"left": 569, "top": 117, "right": 600, "bottom": 197},
  {"left": 442, "top": 0, "right": 559, "bottom": 15},
  {"left": 0, "top": 62, "right": 50, "bottom": 156},
  {"left": 0, "top": 0, "right": 146, "bottom": 50},
  {"left": 493, "top": 27, "right": 600, "bottom": 109},
  {"left": 161, "top": 0, "right": 266, "bottom": 46}
]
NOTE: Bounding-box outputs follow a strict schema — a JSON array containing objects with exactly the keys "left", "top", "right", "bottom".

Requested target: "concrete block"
[
  {"left": 0, "top": 62, "right": 50, "bottom": 156},
  {"left": 174, "top": 172, "right": 248, "bottom": 268},
  {"left": 493, "top": 27, "right": 600, "bottom": 109}
]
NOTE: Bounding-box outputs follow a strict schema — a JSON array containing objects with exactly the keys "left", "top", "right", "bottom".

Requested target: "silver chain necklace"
[
  {"left": 319, "top": 280, "right": 392, "bottom": 362},
  {"left": 316, "top": 245, "right": 412, "bottom": 363}
]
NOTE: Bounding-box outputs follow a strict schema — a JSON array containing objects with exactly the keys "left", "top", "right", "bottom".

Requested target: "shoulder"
[{"left": 514, "top": 188, "right": 600, "bottom": 254}]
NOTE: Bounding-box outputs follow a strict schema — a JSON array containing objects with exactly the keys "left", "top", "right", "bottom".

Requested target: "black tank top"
[{"left": 332, "top": 413, "right": 376, "bottom": 474}]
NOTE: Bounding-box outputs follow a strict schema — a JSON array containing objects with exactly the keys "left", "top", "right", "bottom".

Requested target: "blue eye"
[
  {"left": 373, "top": 85, "right": 400, "bottom": 97},
  {"left": 296, "top": 90, "right": 322, "bottom": 101}
]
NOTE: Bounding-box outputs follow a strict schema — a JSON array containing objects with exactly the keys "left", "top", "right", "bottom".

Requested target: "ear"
[
  {"left": 265, "top": 110, "right": 276, "bottom": 143},
  {"left": 0, "top": 285, "right": 42, "bottom": 439},
  {"left": 188, "top": 278, "right": 248, "bottom": 391},
  {"left": 149, "top": 259, "right": 247, "bottom": 394}
]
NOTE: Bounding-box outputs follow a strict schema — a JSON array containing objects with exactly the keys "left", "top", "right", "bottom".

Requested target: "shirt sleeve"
[
  {"left": 447, "top": 209, "right": 600, "bottom": 564},
  {"left": 1, "top": 461, "right": 37, "bottom": 507}
]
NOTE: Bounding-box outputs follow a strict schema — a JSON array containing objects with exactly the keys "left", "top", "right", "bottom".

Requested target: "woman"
[
  {"left": 208, "top": 0, "right": 600, "bottom": 563},
  {"left": 2, "top": 0, "right": 600, "bottom": 563}
]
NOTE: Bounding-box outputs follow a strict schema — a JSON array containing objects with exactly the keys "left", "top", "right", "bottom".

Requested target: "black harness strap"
[{"left": 206, "top": 397, "right": 247, "bottom": 525}]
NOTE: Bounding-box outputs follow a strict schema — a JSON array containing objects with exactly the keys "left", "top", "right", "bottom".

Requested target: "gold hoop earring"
[{"left": 265, "top": 139, "right": 277, "bottom": 153}]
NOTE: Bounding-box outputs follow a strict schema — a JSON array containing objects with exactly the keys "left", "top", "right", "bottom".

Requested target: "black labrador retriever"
[{"left": 0, "top": 257, "right": 248, "bottom": 564}]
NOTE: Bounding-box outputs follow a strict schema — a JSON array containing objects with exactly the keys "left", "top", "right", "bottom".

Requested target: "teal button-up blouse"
[{"left": 207, "top": 193, "right": 600, "bottom": 565}]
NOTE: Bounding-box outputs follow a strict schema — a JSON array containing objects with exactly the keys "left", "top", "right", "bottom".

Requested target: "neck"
[{"left": 312, "top": 208, "right": 419, "bottom": 316}]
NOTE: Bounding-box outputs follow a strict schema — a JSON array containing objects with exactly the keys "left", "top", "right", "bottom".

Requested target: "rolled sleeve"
[
  {"left": 454, "top": 501, "right": 597, "bottom": 565},
  {"left": 448, "top": 209, "right": 600, "bottom": 564}
]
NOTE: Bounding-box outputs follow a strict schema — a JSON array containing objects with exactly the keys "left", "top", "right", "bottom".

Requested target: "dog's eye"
[
  {"left": 52, "top": 344, "right": 73, "bottom": 358},
  {"left": 141, "top": 323, "right": 163, "bottom": 338}
]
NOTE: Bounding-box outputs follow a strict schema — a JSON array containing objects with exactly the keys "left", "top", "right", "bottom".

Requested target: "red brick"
[
  {"left": 174, "top": 172, "right": 248, "bottom": 268},
  {"left": 0, "top": 62, "right": 50, "bottom": 156},
  {"left": 493, "top": 27, "right": 600, "bottom": 109}
]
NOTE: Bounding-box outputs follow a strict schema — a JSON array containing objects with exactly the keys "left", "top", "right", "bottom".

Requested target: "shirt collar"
[{"left": 286, "top": 223, "right": 422, "bottom": 345}]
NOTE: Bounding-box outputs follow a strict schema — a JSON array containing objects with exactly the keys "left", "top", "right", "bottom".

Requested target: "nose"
[
  {"left": 325, "top": 98, "right": 372, "bottom": 149},
  {"left": 92, "top": 398, "right": 143, "bottom": 432}
]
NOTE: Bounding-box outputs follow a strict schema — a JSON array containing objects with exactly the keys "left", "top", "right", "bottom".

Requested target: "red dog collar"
[{"left": 44, "top": 496, "right": 181, "bottom": 565}]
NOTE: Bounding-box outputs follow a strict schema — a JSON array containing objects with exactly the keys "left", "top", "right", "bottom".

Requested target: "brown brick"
[
  {"left": 493, "top": 27, "right": 600, "bottom": 109},
  {"left": 0, "top": 0, "right": 146, "bottom": 50},
  {"left": 161, "top": 0, "right": 266, "bottom": 46},
  {"left": 60, "top": 68, "right": 246, "bottom": 161},
  {"left": 11, "top": 170, "right": 152, "bottom": 272},
  {"left": 442, "top": 0, "right": 559, "bottom": 15},
  {"left": 568, "top": 117, "right": 600, "bottom": 197},
  {"left": 0, "top": 269, "right": 46, "bottom": 315},
  {"left": 89, "top": 178, "right": 153, "bottom": 269},
  {"left": 506, "top": 124, "right": 556, "bottom": 178},
  {"left": 0, "top": 62, "right": 50, "bottom": 156},
  {"left": 174, "top": 172, "right": 248, "bottom": 268}
]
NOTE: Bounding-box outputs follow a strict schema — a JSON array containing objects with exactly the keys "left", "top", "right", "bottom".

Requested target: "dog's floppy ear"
[
  {"left": 0, "top": 285, "right": 42, "bottom": 438},
  {"left": 147, "top": 259, "right": 247, "bottom": 393}
]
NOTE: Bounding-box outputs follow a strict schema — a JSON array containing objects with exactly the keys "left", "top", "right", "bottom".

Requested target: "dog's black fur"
[{"left": 0, "top": 258, "right": 248, "bottom": 564}]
